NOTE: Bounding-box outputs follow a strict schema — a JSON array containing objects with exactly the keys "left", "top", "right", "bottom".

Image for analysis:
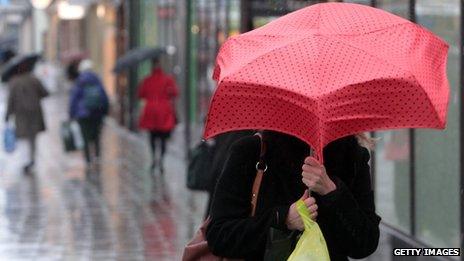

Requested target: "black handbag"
[
  {"left": 264, "top": 228, "right": 301, "bottom": 260},
  {"left": 186, "top": 141, "right": 215, "bottom": 191}
]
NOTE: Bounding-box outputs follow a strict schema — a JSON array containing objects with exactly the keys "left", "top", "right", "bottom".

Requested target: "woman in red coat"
[{"left": 138, "top": 59, "right": 178, "bottom": 174}]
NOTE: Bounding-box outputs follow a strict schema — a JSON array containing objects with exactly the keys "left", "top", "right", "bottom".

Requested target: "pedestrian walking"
[
  {"left": 205, "top": 131, "right": 380, "bottom": 260},
  {"left": 138, "top": 58, "right": 178, "bottom": 174},
  {"left": 69, "top": 59, "right": 109, "bottom": 169},
  {"left": 5, "top": 70, "right": 49, "bottom": 174}
]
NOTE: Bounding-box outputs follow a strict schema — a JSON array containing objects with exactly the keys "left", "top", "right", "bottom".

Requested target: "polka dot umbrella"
[{"left": 204, "top": 3, "right": 450, "bottom": 163}]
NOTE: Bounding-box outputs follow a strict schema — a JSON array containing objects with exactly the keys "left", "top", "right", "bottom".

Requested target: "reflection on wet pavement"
[{"left": 0, "top": 93, "right": 207, "bottom": 260}]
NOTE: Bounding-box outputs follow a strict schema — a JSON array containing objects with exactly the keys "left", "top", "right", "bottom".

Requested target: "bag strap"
[{"left": 251, "top": 132, "right": 267, "bottom": 217}]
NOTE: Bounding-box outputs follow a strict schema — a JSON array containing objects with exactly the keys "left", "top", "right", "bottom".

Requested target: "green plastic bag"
[{"left": 287, "top": 199, "right": 331, "bottom": 261}]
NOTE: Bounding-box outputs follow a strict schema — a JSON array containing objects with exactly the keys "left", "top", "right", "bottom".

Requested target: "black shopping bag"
[
  {"left": 61, "top": 121, "right": 77, "bottom": 152},
  {"left": 186, "top": 142, "right": 214, "bottom": 191}
]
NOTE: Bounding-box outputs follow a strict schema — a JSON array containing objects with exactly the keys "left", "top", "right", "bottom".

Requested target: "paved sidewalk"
[{"left": 0, "top": 92, "right": 207, "bottom": 260}]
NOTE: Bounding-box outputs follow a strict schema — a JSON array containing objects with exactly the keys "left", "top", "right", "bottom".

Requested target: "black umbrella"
[
  {"left": 1, "top": 54, "right": 41, "bottom": 82},
  {"left": 0, "top": 35, "right": 17, "bottom": 49},
  {"left": 0, "top": 49, "right": 16, "bottom": 64},
  {"left": 113, "top": 47, "right": 166, "bottom": 73}
]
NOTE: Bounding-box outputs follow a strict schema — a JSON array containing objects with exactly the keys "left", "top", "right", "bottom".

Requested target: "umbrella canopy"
[
  {"left": 0, "top": 35, "right": 17, "bottom": 49},
  {"left": 113, "top": 47, "right": 166, "bottom": 73},
  {"left": 204, "top": 3, "right": 450, "bottom": 162},
  {"left": 1, "top": 54, "right": 41, "bottom": 82},
  {"left": 0, "top": 49, "right": 16, "bottom": 65}
]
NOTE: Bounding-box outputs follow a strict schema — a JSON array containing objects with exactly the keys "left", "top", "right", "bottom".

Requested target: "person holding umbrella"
[
  {"left": 199, "top": 3, "right": 450, "bottom": 261},
  {"left": 4, "top": 55, "right": 48, "bottom": 174},
  {"left": 138, "top": 57, "right": 178, "bottom": 174},
  {"left": 0, "top": 49, "right": 15, "bottom": 65},
  {"left": 206, "top": 131, "right": 379, "bottom": 260}
]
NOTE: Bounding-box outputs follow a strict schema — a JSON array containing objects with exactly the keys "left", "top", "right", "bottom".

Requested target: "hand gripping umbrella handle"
[{"left": 307, "top": 147, "right": 316, "bottom": 196}]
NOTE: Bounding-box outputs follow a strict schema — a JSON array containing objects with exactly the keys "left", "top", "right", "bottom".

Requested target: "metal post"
[
  {"left": 369, "top": 0, "right": 377, "bottom": 204},
  {"left": 370, "top": 132, "right": 376, "bottom": 198},
  {"left": 240, "top": 0, "right": 252, "bottom": 32},
  {"left": 128, "top": 0, "right": 140, "bottom": 131},
  {"left": 225, "top": 0, "right": 230, "bottom": 38},
  {"left": 409, "top": 0, "right": 416, "bottom": 237},
  {"left": 185, "top": 0, "right": 193, "bottom": 159},
  {"left": 460, "top": 0, "right": 464, "bottom": 254}
]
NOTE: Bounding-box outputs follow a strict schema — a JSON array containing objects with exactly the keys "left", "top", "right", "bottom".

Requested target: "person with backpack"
[{"left": 69, "top": 60, "right": 109, "bottom": 169}]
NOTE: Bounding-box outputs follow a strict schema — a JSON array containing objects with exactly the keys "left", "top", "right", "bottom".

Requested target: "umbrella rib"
[
  {"left": 319, "top": 21, "right": 411, "bottom": 37},
  {"left": 219, "top": 22, "right": 411, "bottom": 83},
  {"left": 320, "top": 34, "right": 412, "bottom": 75}
]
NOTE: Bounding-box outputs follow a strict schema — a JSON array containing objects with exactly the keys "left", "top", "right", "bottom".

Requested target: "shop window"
[
  {"left": 375, "top": 130, "right": 411, "bottom": 232},
  {"left": 343, "top": 0, "right": 372, "bottom": 5},
  {"left": 415, "top": 0, "right": 460, "bottom": 248},
  {"left": 373, "top": 0, "right": 412, "bottom": 234}
]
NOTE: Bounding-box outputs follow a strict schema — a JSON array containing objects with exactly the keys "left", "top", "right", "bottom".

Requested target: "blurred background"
[{"left": 0, "top": 0, "right": 462, "bottom": 260}]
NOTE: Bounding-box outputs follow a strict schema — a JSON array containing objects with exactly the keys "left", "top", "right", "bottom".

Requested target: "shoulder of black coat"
[{"left": 229, "top": 134, "right": 261, "bottom": 158}]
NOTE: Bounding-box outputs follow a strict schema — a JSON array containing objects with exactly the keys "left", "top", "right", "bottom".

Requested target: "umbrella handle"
[
  {"left": 307, "top": 147, "right": 317, "bottom": 196},
  {"left": 310, "top": 146, "right": 323, "bottom": 164}
]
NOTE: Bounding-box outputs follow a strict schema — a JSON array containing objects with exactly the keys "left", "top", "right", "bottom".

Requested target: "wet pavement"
[{"left": 0, "top": 91, "right": 207, "bottom": 260}]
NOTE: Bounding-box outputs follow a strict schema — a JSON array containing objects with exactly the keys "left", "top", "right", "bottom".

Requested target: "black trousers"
[
  {"left": 149, "top": 131, "right": 171, "bottom": 165},
  {"left": 78, "top": 118, "right": 103, "bottom": 164}
]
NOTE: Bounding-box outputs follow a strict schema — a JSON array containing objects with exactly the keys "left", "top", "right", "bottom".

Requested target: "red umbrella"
[{"left": 203, "top": 3, "right": 449, "bottom": 162}]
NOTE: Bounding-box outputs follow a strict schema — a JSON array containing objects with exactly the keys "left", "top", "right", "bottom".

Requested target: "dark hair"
[
  {"left": 263, "top": 130, "right": 310, "bottom": 153},
  {"left": 152, "top": 58, "right": 160, "bottom": 67},
  {"left": 263, "top": 130, "right": 359, "bottom": 187},
  {"left": 66, "top": 60, "right": 80, "bottom": 81}
]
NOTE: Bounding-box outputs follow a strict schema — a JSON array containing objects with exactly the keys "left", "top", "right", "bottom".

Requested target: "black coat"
[
  {"left": 6, "top": 74, "right": 48, "bottom": 138},
  {"left": 205, "top": 131, "right": 255, "bottom": 217},
  {"left": 206, "top": 132, "right": 381, "bottom": 261}
]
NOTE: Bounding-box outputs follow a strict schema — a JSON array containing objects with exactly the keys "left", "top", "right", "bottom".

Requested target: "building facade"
[{"left": 43, "top": 0, "right": 118, "bottom": 97}]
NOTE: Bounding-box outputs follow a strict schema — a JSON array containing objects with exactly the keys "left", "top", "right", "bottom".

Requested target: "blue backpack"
[{"left": 83, "top": 84, "right": 103, "bottom": 113}]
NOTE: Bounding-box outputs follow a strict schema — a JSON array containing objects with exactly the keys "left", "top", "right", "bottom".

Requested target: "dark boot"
[
  {"left": 150, "top": 160, "right": 156, "bottom": 172},
  {"left": 159, "top": 161, "right": 165, "bottom": 175},
  {"left": 23, "top": 162, "right": 35, "bottom": 175}
]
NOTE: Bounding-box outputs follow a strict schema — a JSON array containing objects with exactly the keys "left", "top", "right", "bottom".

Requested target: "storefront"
[
  {"left": 346, "top": 0, "right": 462, "bottom": 254},
  {"left": 120, "top": 0, "right": 183, "bottom": 130},
  {"left": 43, "top": 1, "right": 118, "bottom": 98},
  {"left": 83, "top": 3, "right": 118, "bottom": 101},
  {"left": 185, "top": 0, "right": 241, "bottom": 151}
]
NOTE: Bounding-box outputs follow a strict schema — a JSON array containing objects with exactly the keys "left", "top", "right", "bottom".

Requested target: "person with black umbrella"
[
  {"left": 4, "top": 57, "right": 48, "bottom": 174},
  {"left": 138, "top": 57, "right": 178, "bottom": 174},
  {"left": 113, "top": 47, "right": 175, "bottom": 174}
]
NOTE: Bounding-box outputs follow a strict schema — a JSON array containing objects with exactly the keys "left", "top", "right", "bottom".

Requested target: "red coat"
[{"left": 138, "top": 68, "right": 178, "bottom": 131}]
